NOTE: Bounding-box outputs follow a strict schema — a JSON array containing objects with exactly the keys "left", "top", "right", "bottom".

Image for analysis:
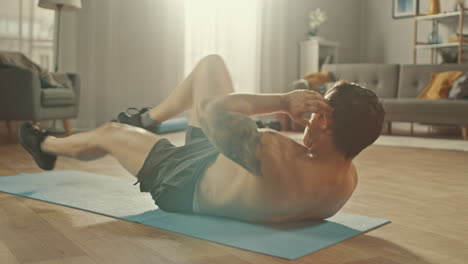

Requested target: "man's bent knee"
[
  {"left": 96, "top": 122, "right": 128, "bottom": 135},
  {"left": 94, "top": 123, "right": 131, "bottom": 150},
  {"left": 200, "top": 54, "right": 225, "bottom": 67}
]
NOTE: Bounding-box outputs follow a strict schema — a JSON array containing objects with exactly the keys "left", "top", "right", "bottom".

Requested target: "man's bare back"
[{"left": 196, "top": 129, "right": 358, "bottom": 224}]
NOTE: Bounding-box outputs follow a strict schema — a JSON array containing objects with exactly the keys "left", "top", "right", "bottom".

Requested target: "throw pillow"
[
  {"left": 303, "top": 71, "right": 333, "bottom": 91},
  {"left": 417, "top": 71, "right": 463, "bottom": 99},
  {"left": 448, "top": 72, "right": 468, "bottom": 99}
]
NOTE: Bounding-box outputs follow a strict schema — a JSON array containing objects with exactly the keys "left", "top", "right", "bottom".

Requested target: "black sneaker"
[
  {"left": 18, "top": 122, "right": 57, "bottom": 170},
  {"left": 115, "top": 107, "right": 159, "bottom": 131}
]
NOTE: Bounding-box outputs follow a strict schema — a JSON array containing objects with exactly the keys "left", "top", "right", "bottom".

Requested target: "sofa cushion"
[
  {"left": 41, "top": 88, "right": 76, "bottom": 107},
  {"left": 382, "top": 98, "right": 468, "bottom": 124},
  {"left": 417, "top": 71, "right": 463, "bottom": 99},
  {"left": 322, "top": 64, "right": 400, "bottom": 98},
  {"left": 399, "top": 64, "right": 468, "bottom": 98},
  {"left": 449, "top": 72, "right": 468, "bottom": 99}
]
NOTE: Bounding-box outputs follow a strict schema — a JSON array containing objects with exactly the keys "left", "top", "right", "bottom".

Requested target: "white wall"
[
  {"left": 66, "top": 0, "right": 186, "bottom": 129},
  {"left": 362, "top": 0, "right": 468, "bottom": 64},
  {"left": 284, "top": 0, "right": 364, "bottom": 83},
  {"left": 260, "top": 0, "right": 365, "bottom": 94}
]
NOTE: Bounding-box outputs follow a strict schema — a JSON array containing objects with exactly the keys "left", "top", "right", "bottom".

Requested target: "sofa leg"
[
  {"left": 6, "top": 120, "right": 14, "bottom": 138},
  {"left": 387, "top": 122, "right": 392, "bottom": 135},
  {"left": 410, "top": 123, "right": 414, "bottom": 136},
  {"left": 461, "top": 125, "right": 468, "bottom": 140},
  {"left": 63, "top": 119, "right": 71, "bottom": 136}
]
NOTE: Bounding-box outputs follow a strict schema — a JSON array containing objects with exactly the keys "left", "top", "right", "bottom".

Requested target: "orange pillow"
[
  {"left": 303, "top": 71, "right": 332, "bottom": 90},
  {"left": 417, "top": 71, "right": 463, "bottom": 99}
]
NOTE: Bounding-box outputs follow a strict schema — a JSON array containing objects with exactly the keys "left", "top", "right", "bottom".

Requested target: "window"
[
  {"left": 39, "top": 54, "right": 50, "bottom": 69},
  {"left": 0, "top": 0, "right": 55, "bottom": 66},
  {"left": 184, "top": 0, "right": 261, "bottom": 93}
]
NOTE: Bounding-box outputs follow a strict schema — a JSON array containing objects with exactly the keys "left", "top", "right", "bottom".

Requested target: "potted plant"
[{"left": 308, "top": 8, "right": 328, "bottom": 39}]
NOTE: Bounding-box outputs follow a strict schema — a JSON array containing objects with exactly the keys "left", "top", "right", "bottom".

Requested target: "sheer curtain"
[
  {"left": 259, "top": 0, "right": 289, "bottom": 94},
  {"left": 0, "top": 0, "right": 55, "bottom": 69},
  {"left": 184, "top": 0, "right": 262, "bottom": 93},
  {"left": 68, "top": 0, "right": 288, "bottom": 129},
  {"left": 73, "top": 0, "right": 186, "bottom": 129}
]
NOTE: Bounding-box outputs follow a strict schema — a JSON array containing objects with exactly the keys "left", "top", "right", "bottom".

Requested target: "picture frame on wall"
[{"left": 393, "top": 0, "right": 419, "bottom": 19}]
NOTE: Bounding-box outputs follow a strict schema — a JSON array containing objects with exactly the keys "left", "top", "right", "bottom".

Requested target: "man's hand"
[{"left": 281, "top": 90, "right": 333, "bottom": 127}]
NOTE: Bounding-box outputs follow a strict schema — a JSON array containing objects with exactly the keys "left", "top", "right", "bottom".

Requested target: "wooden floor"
[{"left": 0, "top": 132, "right": 467, "bottom": 264}]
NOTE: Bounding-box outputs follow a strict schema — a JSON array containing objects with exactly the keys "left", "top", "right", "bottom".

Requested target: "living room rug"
[
  {"left": 373, "top": 135, "right": 468, "bottom": 152},
  {"left": 288, "top": 134, "right": 468, "bottom": 152}
]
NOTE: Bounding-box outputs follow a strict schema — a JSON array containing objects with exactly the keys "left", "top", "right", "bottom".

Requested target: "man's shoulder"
[
  {"left": 257, "top": 129, "right": 305, "bottom": 162},
  {"left": 258, "top": 129, "right": 302, "bottom": 148}
]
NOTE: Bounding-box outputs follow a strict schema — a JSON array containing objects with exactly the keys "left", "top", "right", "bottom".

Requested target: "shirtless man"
[{"left": 19, "top": 55, "right": 384, "bottom": 224}]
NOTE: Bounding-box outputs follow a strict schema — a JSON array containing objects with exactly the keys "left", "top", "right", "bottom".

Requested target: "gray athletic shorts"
[{"left": 134, "top": 126, "right": 219, "bottom": 214}]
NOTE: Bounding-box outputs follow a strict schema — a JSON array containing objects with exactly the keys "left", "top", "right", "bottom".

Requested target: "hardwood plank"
[
  {"left": 0, "top": 196, "right": 87, "bottom": 263},
  {"left": 0, "top": 132, "right": 467, "bottom": 263},
  {"left": 0, "top": 241, "right": 20, "bottom": 264},
  {"left": 24, "top": 256, "right": 97, "bottom": 264}
]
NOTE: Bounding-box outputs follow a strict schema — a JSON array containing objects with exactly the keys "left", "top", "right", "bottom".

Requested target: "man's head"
[{"left": 303, "top": 81, "right": 385, "bottom": 159}]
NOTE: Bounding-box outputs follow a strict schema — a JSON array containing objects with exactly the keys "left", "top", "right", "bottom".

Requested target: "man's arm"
[
  {"left": 198, "top": 92, "right": 332, "bottom": 176},
  {"left": 199, "top": 94, "right": 284, "bottom": 176}
]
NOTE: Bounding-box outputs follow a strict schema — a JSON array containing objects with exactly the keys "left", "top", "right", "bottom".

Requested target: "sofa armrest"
[
  {"left": 0, "top": 67, "right": 42, "bottom": 120},
  {"left": 66, "top": 73, "right": 80, "bottom": 94}
]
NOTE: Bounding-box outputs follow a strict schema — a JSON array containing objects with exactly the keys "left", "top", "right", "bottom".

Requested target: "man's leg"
[
  {"left": 187, "top": 54, "right": 235, "bottom": 127},
  {"left": 121, "top": 55, "right": 235, "bottom": 128},
  {"left": 24, "top": 55, "right": 234, "bottom": 173},
  {"left": 41, "top": 123, "right": 161, "bottom": 175}
]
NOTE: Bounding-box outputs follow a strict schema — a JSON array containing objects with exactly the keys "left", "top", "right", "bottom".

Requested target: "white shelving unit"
[
  {"left": 413, "top": 5, "right": 468, "bottom": 64},
  {"left": 415, "top": 10, "right": 468, "bottom": 21},
  {"left": 299, "top": 39, "right": 339, "bottom": 77},
  {"left": 415, "top": 42, "right": 468, "bottom": 49}
]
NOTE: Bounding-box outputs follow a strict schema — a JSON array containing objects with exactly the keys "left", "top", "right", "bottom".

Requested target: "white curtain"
[
  {"left": 72, "top": 0, "right": 186, "bottom": 129},
  {"left": 184, "top": 0, "right": 262, "bottom": 93},
  {"left": 259, "top": 0, "right": 289, "bottom": 94},
  {"left": 67, "top": 0, "right": 289, "bottom": 129},
  {"left": 0, "top": 0, "right": 55, "bottom": 69}
]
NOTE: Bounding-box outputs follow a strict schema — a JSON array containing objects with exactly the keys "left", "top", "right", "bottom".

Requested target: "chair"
[{"left": 0, "top": 66, "right": 80, "bottom": 137}]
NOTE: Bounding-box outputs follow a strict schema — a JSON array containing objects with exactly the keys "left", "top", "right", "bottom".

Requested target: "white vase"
[{"left": 308, "top": 36, "right": 324, "bottom": 41}]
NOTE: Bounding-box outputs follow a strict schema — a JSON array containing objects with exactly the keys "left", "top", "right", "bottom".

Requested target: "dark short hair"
[{"left": 327, "top": 81, "right": 385, "bottom": 159}]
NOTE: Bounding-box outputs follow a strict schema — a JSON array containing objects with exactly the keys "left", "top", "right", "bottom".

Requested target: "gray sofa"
[
  {"left": 322, "top": 63, "right": 468, "bottom": 139},
  {"left": 0, "top": 66, "right": 80, "bottom": 136}
]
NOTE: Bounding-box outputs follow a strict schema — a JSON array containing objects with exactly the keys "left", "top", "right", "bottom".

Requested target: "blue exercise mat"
[
  {"left": 0, "top": 171, "right": 390, "bottom": 260},
  {"left": 156, "top": 117, "right": 188, "bottom": 134}
]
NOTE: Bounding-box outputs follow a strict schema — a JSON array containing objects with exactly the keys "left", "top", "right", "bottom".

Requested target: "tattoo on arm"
[{"left": 200, "top": 104, "right": 263, "bottom": 176}]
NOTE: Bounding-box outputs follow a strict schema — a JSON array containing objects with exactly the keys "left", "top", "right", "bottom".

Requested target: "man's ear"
[{"left": 319, "top": 114, "right": 331, "bottom": 131}]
